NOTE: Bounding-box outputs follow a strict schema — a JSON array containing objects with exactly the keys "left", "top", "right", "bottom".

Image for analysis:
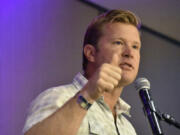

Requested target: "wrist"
[
  {"left": 76, "top": 91, "right": 94, "bottom": 110},
  {"left": 80, "top": 89, "right": 95, "bottom": 104}
]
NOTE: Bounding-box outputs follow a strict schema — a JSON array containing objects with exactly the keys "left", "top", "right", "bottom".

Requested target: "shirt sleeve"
[{"left": 22, "top": 85, "right": 76, "bottom": 134}]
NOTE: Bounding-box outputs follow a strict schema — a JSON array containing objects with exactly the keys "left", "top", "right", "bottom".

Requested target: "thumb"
[{"left": 110, "top": 53, "right": 119, "bottom": 66}]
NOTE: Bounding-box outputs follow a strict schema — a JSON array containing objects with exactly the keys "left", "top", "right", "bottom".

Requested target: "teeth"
[
  {"left": 120, "top": 62, "right": 132, "bottom": 68},
  {"left": 125, "top": 63, "right": 131, "bottom": 67},
  {"left": 121, "top": 63, "right": 132, "bottom": 68}
]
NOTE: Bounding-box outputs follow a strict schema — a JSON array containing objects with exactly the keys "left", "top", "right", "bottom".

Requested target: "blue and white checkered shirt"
[{"left": 23, "top": 73, "right": 137, "bottom": 135}]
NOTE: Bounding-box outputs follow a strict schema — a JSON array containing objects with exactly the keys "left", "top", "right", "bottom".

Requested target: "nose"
[{"left": 121, "top": 45, "right": 133, "bottom": 58}]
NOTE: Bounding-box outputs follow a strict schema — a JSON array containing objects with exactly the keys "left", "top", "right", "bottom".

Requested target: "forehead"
[{"left": 101, "top": 22, "right": 141, "bottom": 43}]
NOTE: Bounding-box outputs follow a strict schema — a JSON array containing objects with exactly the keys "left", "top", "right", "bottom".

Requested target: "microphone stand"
[
  {"left": 156, "top": 111, "right": 180, "bottom": 130},
  {"left": 146, "top": 104, "right": 180, "bottom": 135}
]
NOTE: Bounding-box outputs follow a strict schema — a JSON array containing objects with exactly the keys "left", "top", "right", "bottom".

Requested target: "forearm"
[{"left": 25, "top": 91, "right": 90, "bottom": 135}]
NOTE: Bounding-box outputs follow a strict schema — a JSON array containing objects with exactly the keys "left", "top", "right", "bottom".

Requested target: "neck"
[{"left": 103, "top": 86, "right": 124, "bottom": 115}]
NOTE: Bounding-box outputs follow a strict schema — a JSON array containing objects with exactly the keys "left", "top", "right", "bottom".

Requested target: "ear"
[{"left": 83, "top": 44, "right": 96, "bottom": 62}]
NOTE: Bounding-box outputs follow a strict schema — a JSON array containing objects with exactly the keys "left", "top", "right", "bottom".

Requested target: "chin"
[
  {"left": 120, "top": 73, "right": 137, "bottom": 86},
  {"left": 119, "top": 79, "right": 133, "bottom": 87}
]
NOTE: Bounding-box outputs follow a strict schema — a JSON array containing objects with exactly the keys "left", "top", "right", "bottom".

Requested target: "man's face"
[{"left": 94, "top": 22, "right": 141, "bottom": 86}]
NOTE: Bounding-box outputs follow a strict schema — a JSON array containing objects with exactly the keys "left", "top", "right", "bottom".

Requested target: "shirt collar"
[
  {"left": 115, "top": 98, "right": 131, "bottom": 117},
  {"left": 97, "top": 96, "right": 131, "bottom": 117},
  {"left": 73, "top": 72, "right": 131, "bottom": 117}
]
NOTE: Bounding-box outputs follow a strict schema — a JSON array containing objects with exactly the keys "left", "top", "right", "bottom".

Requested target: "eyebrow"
[{"left": 116, "top": 37, "right": 141, "bottom": 45}]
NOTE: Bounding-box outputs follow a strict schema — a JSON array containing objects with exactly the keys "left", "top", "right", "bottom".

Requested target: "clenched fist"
[{"left": 82, "top": 54, "right": 122, "bottom": 102}]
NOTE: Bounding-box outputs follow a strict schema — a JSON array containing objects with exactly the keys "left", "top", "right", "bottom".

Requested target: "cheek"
[
  {"left": 99, "top": 49, "right": 114, "bottom": 62},
  {"left": 101, "top": 53, "right": 112, "bottom": 64},
  {"left": 135, "top": 54, "right": 140, "bottom": 69},
  {"left": 95, "top": 52, "right": 109, "bottom": 66}
]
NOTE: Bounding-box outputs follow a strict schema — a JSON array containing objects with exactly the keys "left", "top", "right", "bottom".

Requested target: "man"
[{"left": 23, "top": 9, "right": 141, "bottom": 135}]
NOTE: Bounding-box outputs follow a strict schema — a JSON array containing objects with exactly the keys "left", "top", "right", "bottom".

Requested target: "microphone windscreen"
[{"left": 134, "top": 77, "right": 150, "bottom": 91}]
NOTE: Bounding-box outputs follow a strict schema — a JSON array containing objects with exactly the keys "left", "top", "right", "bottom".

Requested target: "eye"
[
  {"left": 113, "top": 41, "right": 124, "bottom": 45},
  {"left": 133, "top": 45, "right": 138, "bottom": 49},
  {"left": 132, "top": 44, "right": 140, "bottom": 50}
]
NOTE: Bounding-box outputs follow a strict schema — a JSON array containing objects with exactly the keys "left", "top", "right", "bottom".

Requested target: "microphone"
[{"left": 134, "top": 78, "right": 163, "bottom": 135}]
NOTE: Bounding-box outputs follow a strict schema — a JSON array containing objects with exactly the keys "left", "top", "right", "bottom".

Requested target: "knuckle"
[
  {"left": 101, "top": 63, "right": 110, "bottom": 70},
  {"left": 99, "top": 70, "right": 105, "bottom": 78},
  {"left": 114, "top": 80, "right": 118, "bottom": 86},
  {"left": 99, "top": 66, "right": 105, "bottom": 72},
  {"left": 119, "top": 69, "right": 122, "bottom": 74},
  {"left": 116, "top": 74, "right": 121, "bottom": 80},
  {"left": 103, "top": 63, "right": 108, "bottom": 67},
  {"left": 106, "top": 83, "right": 114, "bottom": 90},
  {"left": 109, "top": 84, "right": 114, "bottom": 90},
  {"left": 101, "top": 64, "right": 106, "bottom": 69}
]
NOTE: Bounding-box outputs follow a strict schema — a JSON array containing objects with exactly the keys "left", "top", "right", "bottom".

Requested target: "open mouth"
[{"left": 120, "top": 62, "right": 133, "bottom": 70}]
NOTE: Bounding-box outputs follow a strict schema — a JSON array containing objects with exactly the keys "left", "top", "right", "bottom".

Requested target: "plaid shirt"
[{"left": 23, "top": 73, "right": 137, "bottom": 135}]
